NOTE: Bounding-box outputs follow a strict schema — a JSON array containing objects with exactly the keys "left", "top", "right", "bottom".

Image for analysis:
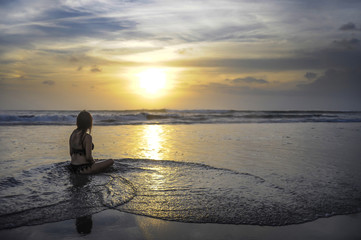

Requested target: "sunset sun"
[{"left": 138, "top": 68, "right": 167, "bottom": 95}]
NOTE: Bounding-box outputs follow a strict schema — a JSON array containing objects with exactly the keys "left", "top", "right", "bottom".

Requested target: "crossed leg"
[{"left": 79, "top": 159, "right": 114, "bottom": 174}]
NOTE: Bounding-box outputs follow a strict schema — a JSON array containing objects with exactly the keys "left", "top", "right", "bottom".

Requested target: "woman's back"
[
  {"left": 69, "top": 129, "right": 93, "bottom": 165},
  {"left": 70, "top": 129, "right": 85, "bottom": 151}
]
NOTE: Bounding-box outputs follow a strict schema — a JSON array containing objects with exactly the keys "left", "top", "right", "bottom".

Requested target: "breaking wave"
[{"left": 1, "top": 110, "right": 361, "bottom": 125}]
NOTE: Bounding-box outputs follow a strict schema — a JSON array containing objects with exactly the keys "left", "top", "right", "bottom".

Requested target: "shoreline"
[
  {"left": 1, "top": 123, "right": 361, "bottom": 239},
  {"left": 1, "top": 210, "right": 361, "bottom": 240}
]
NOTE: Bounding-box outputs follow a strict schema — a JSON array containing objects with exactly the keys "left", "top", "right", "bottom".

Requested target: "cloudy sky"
[{"left": 1, "top": 0, "right": 360, "bottom": 110}]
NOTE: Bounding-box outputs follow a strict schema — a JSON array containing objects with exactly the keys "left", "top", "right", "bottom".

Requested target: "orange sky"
[{"left": 1, "top": 0, "right": 361, "bottom": 110}]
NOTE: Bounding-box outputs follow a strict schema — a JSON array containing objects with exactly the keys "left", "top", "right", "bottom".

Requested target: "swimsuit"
[
  {"left": 69, "top": 163, "right": 93, "bottom": 174},
  {"left": 69, "top": 130, "right": 95, "bottom": 174},
  {"left": 71, "top": 143, "right": 94, "bottom": 155}
]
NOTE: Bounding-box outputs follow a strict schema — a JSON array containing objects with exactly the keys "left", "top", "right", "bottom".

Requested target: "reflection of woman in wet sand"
[
  {"left": 69, "top": 110, "right": 114, "bottom": 174},
  {"left": 76, "top": 215, "right": 93, "bottom": 234},
  {"left": 69, "top": 174, "right": 93, "bottom": 235}
]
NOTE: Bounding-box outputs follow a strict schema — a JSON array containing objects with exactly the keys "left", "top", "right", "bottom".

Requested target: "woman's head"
[{"left": 76, "top": 110, "right": 93, "bottom": 133}]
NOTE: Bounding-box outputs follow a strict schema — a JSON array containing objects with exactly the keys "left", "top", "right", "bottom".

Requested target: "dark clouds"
[
  {"left": 298, "top": 68, "right": 361, "bottom": 96},
  {"left": 187, "top": 67, "right": 361, "bottom": 110},
  {"left": 304, "top": 72, "right": 317, "bottom": 80},
  {"left": 28, "top": 17, "right": 135, "bottom": 39},
  {"left": 0, "top": 2, "right": 137, "bottom": 56},
  {"left": 42, "top": 80, "right": 55, "bottom": 86},
  {"left": 37, "top": 7, "right": 92, "bottom": 21},
  {"left": 227, "top": 77, "right": 268, "bottom": 84},
  {"left": 332, "top": 38, "right": 360, "bottom": 50},
  {"left": 168, "top": 27, "right": 361, "bottom": 73},
  {"left": 182, "top": 23, "right": 270, "bottom": 43},
  {"left": 168, "top": 57, "right": 322, "bottom": 71},
  {"left": 295, "top": 68, "right": 361, "bottom": 109},
  {"left": 168, "top": 47, "right": 361, "bottom": 71},
  {"left": 339, "top": 22, "right": 358, "bottom": 31},
  {"left": 0, "top": 0, "right": 15, "bottom": 6},
  {"left": 90, "top": 65, "right": 102, "bottom": 73}
]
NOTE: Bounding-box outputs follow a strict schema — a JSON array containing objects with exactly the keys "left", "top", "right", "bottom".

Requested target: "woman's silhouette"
[{"left": 69, "top": 110, "right": 114, "bottom": 174}]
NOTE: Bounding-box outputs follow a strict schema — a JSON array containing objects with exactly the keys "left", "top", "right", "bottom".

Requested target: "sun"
[{"left": 138, "top": 68, "right": 167, "bottom": 95}]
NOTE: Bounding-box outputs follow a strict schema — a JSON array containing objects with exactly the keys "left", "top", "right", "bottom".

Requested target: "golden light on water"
[{"left": 142, "top": 125, "right": 164, "bottom": 160}]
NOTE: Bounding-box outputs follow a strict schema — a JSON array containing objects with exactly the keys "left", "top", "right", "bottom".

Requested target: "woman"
[{"left": 69, "top": 110, "right": 114, "bottom": 174}]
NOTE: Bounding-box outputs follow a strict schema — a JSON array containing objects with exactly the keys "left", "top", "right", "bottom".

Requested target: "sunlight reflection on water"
[{"left": 141, "top": 125, "right": 164, "bottom": 160}]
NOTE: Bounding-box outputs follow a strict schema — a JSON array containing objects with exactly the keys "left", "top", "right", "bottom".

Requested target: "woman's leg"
[{"left": 80, "top": 159, "right": 114, "bottom": 174}]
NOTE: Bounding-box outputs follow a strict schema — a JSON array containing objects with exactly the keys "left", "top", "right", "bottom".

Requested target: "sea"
[{"left": 0, "top": 110, "right": 361, "bottom": 229}]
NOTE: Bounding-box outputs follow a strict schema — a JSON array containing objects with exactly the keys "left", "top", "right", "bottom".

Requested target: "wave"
[
  {"left": 1, "top": 159, "right": 360, "bottom": 229},
  {"left": 1, "top": 110, "right": 361, "bottom": 126}
]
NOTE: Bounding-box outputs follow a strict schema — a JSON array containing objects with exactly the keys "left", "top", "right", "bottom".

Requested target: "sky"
[{"left": 0, "top": 0, "right": 360, "bottom": 110}]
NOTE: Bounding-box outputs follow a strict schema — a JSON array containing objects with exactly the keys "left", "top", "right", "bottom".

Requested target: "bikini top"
[{"left": 70, "top": 130, "right": 94, "bottom": 155}]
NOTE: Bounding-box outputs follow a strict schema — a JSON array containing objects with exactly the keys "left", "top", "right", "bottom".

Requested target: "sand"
[
  {"left": 1, "top": 123, "right": 361, "bottom": 239},
  {"left": 1, "top": 210, "right": 361, "bottom": 240}
]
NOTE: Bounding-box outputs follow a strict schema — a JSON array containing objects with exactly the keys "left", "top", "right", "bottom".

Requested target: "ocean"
[
  {"left": 1, "top": 110, "right": 361, "bottom": 126},
  {"left": 1, "top": 110, "right": 361, "bottom": 229}
]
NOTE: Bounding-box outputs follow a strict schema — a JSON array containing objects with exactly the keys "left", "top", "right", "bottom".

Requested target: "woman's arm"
[
  {"left": 69, "top": 136, "right": 74, "bottom": 156},
  {"left": 84, "top": 134, "right": 95, "bottom": 164}
]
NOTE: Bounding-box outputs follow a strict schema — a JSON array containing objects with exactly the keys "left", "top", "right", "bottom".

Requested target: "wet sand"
[
  {"left": 1, "top": 123, "right": 361, "bottom": 239},
  {"left": 1, "top": 210, "right": 361, "bottom": 240}
]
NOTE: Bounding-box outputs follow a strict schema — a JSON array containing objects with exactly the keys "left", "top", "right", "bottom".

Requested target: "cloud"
[
  {"left": 180, "top": 23, "right": 269, "bottom": 43},
  {"left": 0, "top": 0, "right": 16, "bottom": 7},
  {"left": 90, "top": 65, "right": 101, "bottom": 73},
  {"left": 167, "top": 57, "right": 322, "bottom": 71},
  {"left": 297, "top": 68, "right": 361, "bottom": 96},
  {"left": 0, "top": 3, "right": 138, "bottom": 56},
  {"left": 42, "top": 80, "right": 55, "bottom": 86},
  {"left": 339, "top": 22, "right": 357, "bottom": 31},
  {"left": 182, "top": 66, "right": 361, "bottom": 110},
  {"left": 293, "top": 67, "right": 361, "bottom": 109},
  {"left": 30, "top": 17, "right": 135, "bottom": 39},
  {"left": 37, "top": 7, "right": 92, "bottom": 21},
  {"left": 333, "top": 38, "right": 361, "bottom": 50},
  {"left": 2, "top": 0, "right": 361, "bottom": 50},
  {"left": 168, "top": 42, "right": 361, "bottom": 72},
  {"left": 304, "top": 72, "right": 317, "bottom": 80},
  {"left": 2, "top": 0, "right": 361, "bottom": 111},
  {"left": 176, "top": 48, "right": 193, "bottom": 55},
  {"left": 70, "top": 56, "right": 79, "bottom": 62},
  {"left": 227, "top": 77, "right": 268, "bottom": 84}
]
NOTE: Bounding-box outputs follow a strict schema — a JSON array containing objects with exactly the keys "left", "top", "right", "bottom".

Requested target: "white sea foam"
[
  {"left": 0, "top": 110, "right": 360, "bottom": 125},
  {"left": 1, "top": 159, "right": 360, "bottom": 229}
]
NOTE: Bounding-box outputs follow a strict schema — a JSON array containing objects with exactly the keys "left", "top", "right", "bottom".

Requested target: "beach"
[
  {"left": 1, "top": 210, "right": 361, "bottom": 240},
  {"left": 1, "top": 110, "right": 361, "bottom": 239},
  {"left": 2, "top": 0, "right": 361, "bottom": 237}
]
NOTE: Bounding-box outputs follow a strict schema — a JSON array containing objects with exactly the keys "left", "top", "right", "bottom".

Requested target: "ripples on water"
[{"left": 1, "top": 159, "right": 360, "bottom": 229}]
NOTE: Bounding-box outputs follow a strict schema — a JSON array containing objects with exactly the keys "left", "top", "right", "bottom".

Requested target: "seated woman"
[{"left": 69, "top": 110, "right": 114, "bottom": 174}]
